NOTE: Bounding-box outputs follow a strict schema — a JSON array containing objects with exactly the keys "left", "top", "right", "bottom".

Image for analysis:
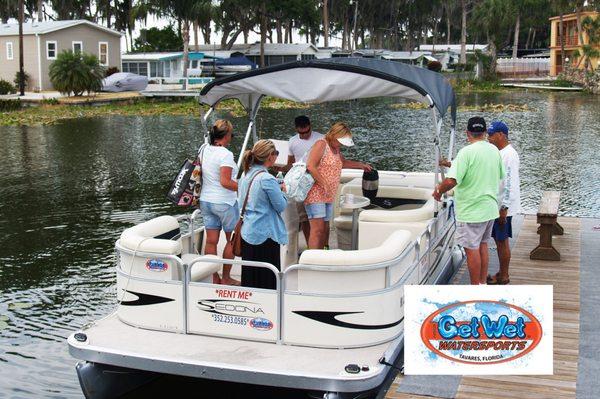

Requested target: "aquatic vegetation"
[
  {"left": 7, "top": 303, "right": 34, "bottom": 310},
  {"left": 0, "top": 97, "right": 313, "bottom": 126},
  {"left": 390, "top": 102, "right": 531, "bottom": 112}
]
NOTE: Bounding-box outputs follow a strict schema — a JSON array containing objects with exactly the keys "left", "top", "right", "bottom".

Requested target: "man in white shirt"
[
  {"left": 486, "top": 121, "right": 521, "bottom": 285},
  {"left": 282, "top": 116, "right": 323, "bottom": 241}
]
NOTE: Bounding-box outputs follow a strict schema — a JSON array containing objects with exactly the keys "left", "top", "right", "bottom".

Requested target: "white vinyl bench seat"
[
  {"left": 296, "top": 230, "right": 413, "bottom": 293},
  {"left": 182, "top": 254, "right": 221, "bottom": 282}
]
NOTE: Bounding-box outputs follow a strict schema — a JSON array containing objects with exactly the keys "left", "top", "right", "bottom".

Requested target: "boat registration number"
[{"left": 211, "top": 314, "right": 248, "bottom": 326}]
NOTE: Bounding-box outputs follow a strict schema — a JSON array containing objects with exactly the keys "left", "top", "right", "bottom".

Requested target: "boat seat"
[
  {"left": 297, "top": 230, "right": 413, "bottom": 293},
  {"left": 182, "top": 253, "right": 221, "bottom": 282},
  {"left": 118, "top": 216, "right": 185, "bottom": 281},
  {"left": 334, "top": 185, "right": 434, "bottom": 249}
]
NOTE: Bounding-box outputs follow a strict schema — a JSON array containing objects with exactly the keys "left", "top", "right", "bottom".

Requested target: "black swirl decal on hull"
[
  {"left": 120, "top": 290, "right": 175, "bottom": 306},
  {"left": 293, "top": 311, "right": 403, "bottom": 330}
]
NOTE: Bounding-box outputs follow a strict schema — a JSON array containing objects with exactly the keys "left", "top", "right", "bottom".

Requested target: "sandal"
[{"left": 487, "top": 273, "right": 510, "bottom": 285}]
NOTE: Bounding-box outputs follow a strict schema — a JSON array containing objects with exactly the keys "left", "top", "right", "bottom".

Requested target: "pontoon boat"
[{"left": 68, "top": 58, "right": 464, "bottom": 399}]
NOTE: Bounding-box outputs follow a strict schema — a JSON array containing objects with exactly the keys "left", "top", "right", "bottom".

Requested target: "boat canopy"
[{"left": 198, "top": 57, "right": 456, "bottom": 126}]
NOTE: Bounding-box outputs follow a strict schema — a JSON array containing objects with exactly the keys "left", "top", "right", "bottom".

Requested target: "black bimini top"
[{"left": 199, "top": 57, "right": 457, "bottom": 125}]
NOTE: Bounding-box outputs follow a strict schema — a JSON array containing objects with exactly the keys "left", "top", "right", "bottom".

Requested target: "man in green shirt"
[{"left": 432, "top": 117, "right": 505, "bottom": 285}]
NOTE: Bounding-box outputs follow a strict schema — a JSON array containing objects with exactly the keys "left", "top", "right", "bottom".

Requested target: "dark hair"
[
  {"left": 210, "top": 119, "right": 233, "bottom": 145},
  {"left": 294, "top": 115, "right": 310, "bottom": 128}
]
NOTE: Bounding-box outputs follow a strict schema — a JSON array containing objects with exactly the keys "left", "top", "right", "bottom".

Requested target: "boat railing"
[{"left": 114, "top": 201, "right": 456, "bottom": 345}]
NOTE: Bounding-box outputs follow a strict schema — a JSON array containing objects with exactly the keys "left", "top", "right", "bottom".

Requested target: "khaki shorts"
[
  {"left": 296, "top": 201, "right": 308, "bottom": 223},
  {"left": 456, "top": 220, "right": 494, "bottom": 250}
]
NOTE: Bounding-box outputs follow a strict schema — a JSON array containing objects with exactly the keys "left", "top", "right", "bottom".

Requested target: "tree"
[
  {"left": 576, "top": 15, "right": 600, "bottom": 70},
  {"left": 133, "top": 26, "right": 182, "bottom": 52},
  {"left": 49, "top": 51, "right": 105, "bottom": 96},
  {"left": 18, "top": 0, "right": 25, "bottom": 96}
]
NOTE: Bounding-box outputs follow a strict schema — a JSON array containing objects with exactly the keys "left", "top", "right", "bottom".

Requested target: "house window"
[
  {"left": 72, "top": 41, "right": 82, "bottom": 53},
  {"left": 46, "top": 41, "right": 57, "bottom": 60},
  {"left": 150, "top": 62, "right": 159, "bottom": 77},
  {"left": 98, "top": 42, "right": 108, "bottom": 66},
  {"left": 6, "top": 42, "right": 14, "bottom": 60}
]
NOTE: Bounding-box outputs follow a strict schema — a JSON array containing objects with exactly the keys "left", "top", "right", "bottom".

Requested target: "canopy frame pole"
[
  {"left": 236, "top": 96, "right": 264, "bottom": 172},
  {"left": 430, "top": 106, "right": 442, "bottom": 218},
  {"left": 200, "top": 106, "right": 214, "bottom": 144},
  {"left": 448, "top": 126, "right": 456, "bottom": 161},
  {"left": 237, "top": 121, "right": 254, "bottom": 171}
]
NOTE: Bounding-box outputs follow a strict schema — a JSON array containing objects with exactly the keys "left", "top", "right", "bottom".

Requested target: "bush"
[
  {"left": 0, "top": 99, "right": 21, "bottom": 111},
  {"left": 49, "top": 50, "right": 105, "bottom": 96},
  {"left": 14, "top": 71, "right": 30, "bottom": 91},
  {"left": 105, "top": 67, "right": 120, "bottom": 77},
  {"left": 427, "top": 60, "right": 442, "bottom": 72},
  {"left": 0, "top": 79, "right": 16, "bottom": 95}
]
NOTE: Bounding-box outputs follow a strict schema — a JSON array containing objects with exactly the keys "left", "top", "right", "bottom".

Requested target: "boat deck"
[
  {"left": 384, "top": 215, "right": 600, "bottom": 399},
  {"left": 68, "top": 312, "right": 401, "bottom": 394}
]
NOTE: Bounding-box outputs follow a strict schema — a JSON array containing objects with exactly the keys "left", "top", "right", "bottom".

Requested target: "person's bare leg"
[
  {"left": 464, "top": 247, "right": 482, "bottom": 285},
  {"left": 221, "top": 231, "right": 240, "bottom": 286},
  {"left": 204, "top": 229, "right": 221, "bottom": 284},
  {"left": 479, "top": 242, "right": 489, "bottom": 284},
  {"left": 300, "top": 221, "right": 310, "bottom": 244},
  {"left": 308, "top": 218, "right": 326, "bottom": 249},
  {"left": 495, "top": 238, "right": 511, "bottom": 281},
  {"left": 324, "top": 221, "right": 330, "bottom": 248}
]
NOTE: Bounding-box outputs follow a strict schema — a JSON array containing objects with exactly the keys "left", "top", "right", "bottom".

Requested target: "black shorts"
[{"left": 491, "top": 216, "right": 512, "bottom": 241}]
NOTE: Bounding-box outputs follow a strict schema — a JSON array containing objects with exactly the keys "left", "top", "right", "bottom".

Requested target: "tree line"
[{"left": 2, "top": 1, "right": 599, "bottom": 71}]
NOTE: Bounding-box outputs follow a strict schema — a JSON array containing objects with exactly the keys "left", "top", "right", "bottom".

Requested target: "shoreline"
[{"left": 0, "top": 87, "right": 576, "bottom": 127}]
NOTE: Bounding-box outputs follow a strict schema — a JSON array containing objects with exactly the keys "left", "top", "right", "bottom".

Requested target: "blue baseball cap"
[{"left": 488, "top": 121, "right": 509, "bottom": 136}]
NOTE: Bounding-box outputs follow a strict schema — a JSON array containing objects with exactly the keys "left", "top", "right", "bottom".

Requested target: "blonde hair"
[
  {"left": 210, "top": 119, "right": 233, "bottom": 144},
  {"left": 325, "top": 122, "right": 352, "bottom": 146},
  {"left": 242, "top": 139, "right": 277, "bottom": 173}
]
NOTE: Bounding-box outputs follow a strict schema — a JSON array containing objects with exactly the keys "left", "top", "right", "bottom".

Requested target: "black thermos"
[{"left": 362, "top": 168, "right": 379, "bottom": 200}]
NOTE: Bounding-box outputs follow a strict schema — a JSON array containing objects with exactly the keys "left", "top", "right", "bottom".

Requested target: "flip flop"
[{"left": 487, "top": 273, "right": 510, "bottom": 285}]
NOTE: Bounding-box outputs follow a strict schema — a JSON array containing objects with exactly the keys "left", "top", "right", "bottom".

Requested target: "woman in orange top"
[{"left": 305, "top": 122, "right": 371, "bottom": 249}]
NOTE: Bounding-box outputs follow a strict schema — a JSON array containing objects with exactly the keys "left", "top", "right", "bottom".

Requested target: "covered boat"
[
  {"left": 68, "top": 58, "right": 463, "bottom": 399},
  {"left": 101, "top": 72, "right": 148, "bottom": 92}
]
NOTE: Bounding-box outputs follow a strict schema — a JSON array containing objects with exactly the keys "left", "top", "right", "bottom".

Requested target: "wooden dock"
[{"left": 385, "top": 215, "right": 582, "bottom": 399}]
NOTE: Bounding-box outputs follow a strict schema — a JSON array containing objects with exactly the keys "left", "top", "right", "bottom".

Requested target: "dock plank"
[{"left": 387, "top": 216, "right": 581, "bottom": 399}]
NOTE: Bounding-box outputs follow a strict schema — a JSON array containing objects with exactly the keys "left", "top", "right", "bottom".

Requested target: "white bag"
[{"left": 283, "top": 162, "right": 315, "bottom": 202}]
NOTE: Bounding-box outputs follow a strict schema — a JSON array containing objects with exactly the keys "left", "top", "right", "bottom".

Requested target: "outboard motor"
[{"left": 362, "top": 168, "right": 379, "bottom": 201}]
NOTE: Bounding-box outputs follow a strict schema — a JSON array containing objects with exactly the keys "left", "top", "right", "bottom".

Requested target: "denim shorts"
[
  {"left": 199, "top": 201, "right": 240, "bottom": 232},
  {"left": 305, "top": 202, "right": 334, "bottom": 222}
]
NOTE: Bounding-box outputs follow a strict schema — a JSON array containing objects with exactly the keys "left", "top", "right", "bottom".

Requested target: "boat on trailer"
[{"left": 68, "top": 58, "right": 464, "bottom": 399}]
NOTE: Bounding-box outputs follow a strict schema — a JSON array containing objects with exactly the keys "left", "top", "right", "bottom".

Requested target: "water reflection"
[{"left": 0, "top": 92, "right": 599, "bottom": 397}]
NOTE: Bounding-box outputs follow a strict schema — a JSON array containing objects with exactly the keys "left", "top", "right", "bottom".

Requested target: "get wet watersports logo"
[
  {"left": 420, "top": 300, "right": 543, "bottom": 364},
  {"left": 404, "top": 286, "right": 553, "bottom": 375}
]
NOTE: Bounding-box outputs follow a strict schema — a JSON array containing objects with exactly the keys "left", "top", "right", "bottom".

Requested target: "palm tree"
[{"left": 18, "top": 0, "right": 25, "bottom": 96}]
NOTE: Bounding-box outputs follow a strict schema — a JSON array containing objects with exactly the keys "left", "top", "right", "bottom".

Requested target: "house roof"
[
  {"left": 381, "top": 51, "right": 431, "bottom": 60},
  {"left": 193, "top": 42, "right": 320, "bottom": 56},
  {"left": 418, "top": 44, "right": 488, "bottom": 53},
  {"left": 0, "top": 19, "right": 122, "bottom": 37},
  {"left": 549, "top": 10, "right": 598, "bottom": 21}
]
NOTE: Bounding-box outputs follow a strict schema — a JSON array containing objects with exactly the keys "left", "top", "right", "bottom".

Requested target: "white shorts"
[{"left": 455, "top": 220, "right": 494, "bottom": 250}]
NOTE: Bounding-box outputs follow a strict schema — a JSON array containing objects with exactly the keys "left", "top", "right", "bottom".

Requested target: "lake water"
[{"left": 0, "top": 92, "right": 599, "bottom": 397}]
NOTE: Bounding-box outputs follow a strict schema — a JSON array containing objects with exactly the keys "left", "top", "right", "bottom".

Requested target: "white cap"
[{"left": 337, "top": 136, "right": 355, "bottom": 147}]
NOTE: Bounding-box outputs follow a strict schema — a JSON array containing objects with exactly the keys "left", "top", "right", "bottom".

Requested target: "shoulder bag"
[
  {"left": 229, "top": 170, "right": 265, "bottom": 257},
  {"left": 166, "top": 143, "right": 207, "bottom": 207}
]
